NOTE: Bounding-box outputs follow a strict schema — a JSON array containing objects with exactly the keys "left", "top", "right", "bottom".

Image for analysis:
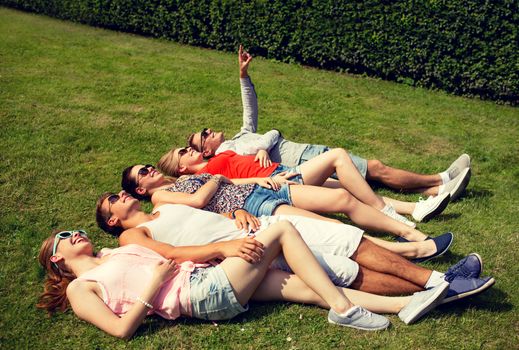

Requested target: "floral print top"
[{"left": 164, "top": 173, "right": 255, "bottom": 213}]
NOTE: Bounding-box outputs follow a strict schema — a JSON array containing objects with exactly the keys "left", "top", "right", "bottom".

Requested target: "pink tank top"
[{"left": 78, "top": 244, "right": 195, "bottom": 319}]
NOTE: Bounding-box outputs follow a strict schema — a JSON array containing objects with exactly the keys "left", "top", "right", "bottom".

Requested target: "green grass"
[{"left": 1, "top": 6, "right": 518, "bottom": 349}]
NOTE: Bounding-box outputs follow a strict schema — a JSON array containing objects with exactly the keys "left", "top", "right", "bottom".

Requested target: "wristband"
[
  {"left": 231, "top": 208, "right": 245, "bottom": 219},
  {"left": 136, "top": 297, "right": 153, "bottom": 309}
]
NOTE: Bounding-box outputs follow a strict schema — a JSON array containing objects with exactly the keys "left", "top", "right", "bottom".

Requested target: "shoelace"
[
  {"left": 444, "top": 258, "right": 471, "bottom": 282},
  {"left": 356, "top": 307, "right": 373, "bottom": 318}
]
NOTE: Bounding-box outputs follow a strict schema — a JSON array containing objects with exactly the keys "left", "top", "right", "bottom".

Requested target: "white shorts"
[{"left": 258, "top": 215, "right": 364, "bottom": 287}]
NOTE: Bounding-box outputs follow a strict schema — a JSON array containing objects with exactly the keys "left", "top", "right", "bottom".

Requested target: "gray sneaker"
[
  {"left": 328, "top": 306, "right": 390, "bottom": 331},
  {"left": 445, "top": 154, "right": 471, "bottom": 180},
  {"left": 442, "top": 167, "right": 471, "bottom": 201},
  {"left": 398, "top": 281, "right": 449, "bottom": 324}
]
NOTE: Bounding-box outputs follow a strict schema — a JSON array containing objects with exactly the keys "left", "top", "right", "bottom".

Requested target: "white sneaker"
[
  {"left": 445, "top": 154, "right": 471, "bottom": 180},
  {"left": 412, "top": 192, "right": 451, "bottom": 222},
  {"left": 441, "top": 167, "right": 471, "bottom": 201},
  {"left": 382, "top": 204, "right": 416, "bottom": 228}
]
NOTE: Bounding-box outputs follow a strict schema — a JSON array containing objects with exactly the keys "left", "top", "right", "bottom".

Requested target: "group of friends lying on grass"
[{"left": 38, "top": 47, "right": 493, "bottom": 339}]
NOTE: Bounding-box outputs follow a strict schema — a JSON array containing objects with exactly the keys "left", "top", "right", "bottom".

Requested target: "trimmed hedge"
[{"left": 2, "top": 0, "right": 518, "bottom": 103}]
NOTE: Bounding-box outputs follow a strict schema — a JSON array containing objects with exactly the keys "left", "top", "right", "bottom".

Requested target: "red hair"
[{"left": 36, "top": 232, "right": 77, "bottom": 314}]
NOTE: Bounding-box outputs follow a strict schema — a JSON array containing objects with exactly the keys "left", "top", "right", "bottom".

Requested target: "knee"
[
  {"left": 276, "top": 221, "right": 300, "bottom": 239},
  {"left": 335, "top": 189, "right": 356, "bottom": 209},
  {"left": 330, "top": 148, "right": 353, "bottom": 165},
  {"left": 367, "top": 159, "right": 387, "bottom": 178}
]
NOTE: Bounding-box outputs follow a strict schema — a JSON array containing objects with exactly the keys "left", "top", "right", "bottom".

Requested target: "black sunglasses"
[
  {"left": 107, "top": 194, "right": 120, "bottom": 217},
  {"left": 199, "top": 128, "right": 210, "bottom": 152},
  {"left": 136, "top": 164, "right": 155, "bottom": 186}
]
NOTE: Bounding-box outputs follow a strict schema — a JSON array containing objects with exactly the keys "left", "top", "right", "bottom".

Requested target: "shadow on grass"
[
  {"left": 437, "top": 287, "right": 512, "bottom": 314},
  {"left": 463, "top": 188, "right": 493, "bottom": 200},
  {"left": 132, "top": 302, "right": 291, "bottom": 338}
]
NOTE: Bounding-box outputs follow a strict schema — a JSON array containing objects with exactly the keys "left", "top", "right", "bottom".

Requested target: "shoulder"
[
  {"left": 119, "top": 227, "right": 149, "bottom": 244},
  {"left": 67, "top": 279, "right": 92, "bottom": 296}
]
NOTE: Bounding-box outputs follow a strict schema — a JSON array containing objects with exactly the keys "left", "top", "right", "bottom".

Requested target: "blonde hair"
[{"left": 157, "top": 147, "right": 181, "bottom": 177}]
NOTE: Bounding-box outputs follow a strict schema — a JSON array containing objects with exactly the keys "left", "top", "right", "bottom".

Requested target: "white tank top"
[{"left": 137, "top": 204, "right": 250, "bottom": 245}]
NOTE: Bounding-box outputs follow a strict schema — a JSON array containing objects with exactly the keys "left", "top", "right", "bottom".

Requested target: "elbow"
[
  {"left": 191, "top": 198, "right": 207, "bottom": 209},
  {"left": 115, "top": 328, "right": 134, "bottom": 340}
]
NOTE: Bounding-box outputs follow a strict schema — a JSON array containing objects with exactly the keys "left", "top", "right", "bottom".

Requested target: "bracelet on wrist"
[
  {"left": 211, "top": 176, "right": 221, "bottom": 185},
  {"left": 136, "top": 297, "right": 153, "bottom": 309}
]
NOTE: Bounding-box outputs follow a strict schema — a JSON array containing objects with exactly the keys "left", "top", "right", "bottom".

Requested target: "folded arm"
[{"left": 119, "top": 227, "right": 264, "bottom": 263}]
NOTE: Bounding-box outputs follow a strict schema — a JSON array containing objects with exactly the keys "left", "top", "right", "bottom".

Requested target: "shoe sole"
[
  {"left": 450, "top": 168, "right": 471, "bottom": 201},
  {"left": 441, "top": 277, "right": 495, "bottom": 304},
  {"left": 412, "top": 233, "right": 453, "bottom": 263},
  {"left": 402, "top": 281, "right": 450, "bottom": 324},
  {"left": 415, "top": 193, "right": 451, "bottom": 222},
  {"left": 328, "top": 318, "right": 390, "bottom": 331}
]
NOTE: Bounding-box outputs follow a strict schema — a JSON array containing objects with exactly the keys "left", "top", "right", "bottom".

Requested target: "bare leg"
[
  {"left": 289, "top": 185, "right": 428, "bottom": 241},
  {"left": 366, "top": 159, "right": 441, "bottom": 194},
  {"left": 382, "top": 197, "right": 416, "bottom": 215},
  {"left": 350, "top": 266, "right": 422, "bottom": 295},
  {"left": 252, "top": 269, "right": 409, "bottom": 314},
  {"left": 220, "top": 221, "right": 353, "bottom": 313},
  {"left": 273, "top": 204, "right": 341, "bottom": 224},
  {"left": 299, "top": 148, "right": 386, "bottom": 210},
  {"left": 352, "top": 238, "right": 432, "bottom": 287},
  {"left": 364, "top": 235, "right": 437, "bottom": 259},
  {"left": 323, "top": 180, "right": 417, "bottom": 215}
]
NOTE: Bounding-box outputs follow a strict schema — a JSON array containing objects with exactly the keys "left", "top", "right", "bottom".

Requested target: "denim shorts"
[
  {"left": 270, "top": 164, "right": 305, "bottom": 184},
  {"left": 189, "top": 265, "right": 248, "bottom": 321},
  {"left": 243, "top": 183, "right": 293, "bottom": 216},
  {"left": 299, "top": 145, "right": 368, "bottom": 178}
]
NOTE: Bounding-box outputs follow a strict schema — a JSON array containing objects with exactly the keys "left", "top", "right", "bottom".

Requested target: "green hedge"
[{"left": 2, "top": 0, "right": 518, "bottom": 103}]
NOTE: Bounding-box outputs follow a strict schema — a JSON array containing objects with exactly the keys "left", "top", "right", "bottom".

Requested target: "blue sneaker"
[
  {"left": 328, "top": 306, "right": 390, "bottom": 331},
  {"left": 444, "top": 253, "right": 483, "bottom": 281},
  {"left": 441, "top": 276, "right": 495, "bottom": 304},
  {"left": 412, "top": 232, "right": 454, "bottom": 263},
  {"left": 398, "top": 281, "right": 449, "bottom": 324}
]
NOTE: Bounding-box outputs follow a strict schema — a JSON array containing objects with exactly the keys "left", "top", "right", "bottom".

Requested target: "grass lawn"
[{"left": 1, "top": 6, "right": 518, "bottom": 349}]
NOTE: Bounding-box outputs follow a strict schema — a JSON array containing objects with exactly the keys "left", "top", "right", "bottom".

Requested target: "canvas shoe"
[
  {"left": 411, "top": 232, "right": 454, "bottom": 263},
  {"left": 444, "top": 253, "right": 483, "bottom": 281},
  {"left": 445, "top": 154, "right": 471, "bottom": 180},
  {"left": 328, "top": 306, "right": 390, "bottom": 331},
  {"left": 441, "top": 276, "right": 495, "bottom": 304},
  {"left": 382, "top": 204, "right": 416, "bottom": 228},
  {"left": 398, "top": 281, "right": 449, "bottom": 324},
  {"left": 441, "top": 167, "right": 471, "bottom": 201},
  {"left": 412, "top": 192, "right": 451, "bottom": 222}
]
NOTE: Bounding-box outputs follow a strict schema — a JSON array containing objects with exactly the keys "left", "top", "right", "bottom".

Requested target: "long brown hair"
[{"left": 36, "top": 232, "right": 77, "bottom": 314}]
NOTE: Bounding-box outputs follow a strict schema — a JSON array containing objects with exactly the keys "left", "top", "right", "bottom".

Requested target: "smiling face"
[
  {"left": 50, "top": 230, "right": 94, "bottom": 267},
  {"left": 175, "top": 147, "right": 205, "bottom": 171},
  {"left": 101, "top": 191, "right": 140, "bottom": 227},
  {"left": 130, "top": 164, "right": 164, "bottom": 193},
  {"left": 188, "top": 128, "right": 225, "bottom": 157}
]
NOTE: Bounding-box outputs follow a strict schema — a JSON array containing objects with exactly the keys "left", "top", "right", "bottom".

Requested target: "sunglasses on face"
[
  {"left": 52, "top": 230, "right": 88, "bottom": 267},
  {"left": 136, "top": 164, "right": 155, "bottom": 185},
  {"left": 199, "top": 128, "right": 210, "bottom": 152}
]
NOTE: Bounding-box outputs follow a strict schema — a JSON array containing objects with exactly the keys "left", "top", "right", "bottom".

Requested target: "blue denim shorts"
[
  {"left": 243, "top": 182, "right": 293, "bottom": 216},
  {"left": 189, "top": 266, "right": 248, "bottom": 321},
  {"left": 270, "top": 164, "right": 305, "bottom": 184},
  {"left": 299, "top": 145, "right": 368, "bottom": 178}
]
